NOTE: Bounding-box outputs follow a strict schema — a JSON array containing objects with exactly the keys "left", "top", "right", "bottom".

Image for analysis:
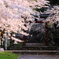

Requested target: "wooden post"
[
  {"left": 23, "top": 35, "right": 26, "bottom": 46},
  {"left": 0, "top": 31, "right": 3, "bottom": 47},
  {"left": 45, "top": 22, "right": 49, "bottom": 45}
]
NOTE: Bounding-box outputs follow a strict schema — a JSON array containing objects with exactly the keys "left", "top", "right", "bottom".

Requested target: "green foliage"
[
  {"left": 30, "top": 6, "right": 32, "bottom": 7},
  {"left": 33, "top": 7, "right": 47, "bottom": 12},
  {"left": 48, "top": 25, "right": 59, "bottom": 45},
  {"left": 0, "top": 51, "right": 18, "bottom": 59},
  {"left": 14, "top": 43, "right": 23, "bottom": 46}
]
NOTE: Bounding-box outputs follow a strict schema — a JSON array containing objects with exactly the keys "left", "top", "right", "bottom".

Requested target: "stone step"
[
  {"left": 25, "top": 43, "right": 45, "bottom": 46},
  {"left": 8, "top": 43, "right": 45, "bottom": 50},
  {"left": 8, "top": 43, "right": 59, "bottom": 50},
  {"left": 20, "top": 46, "right": 57, "bottom": 50},
  {"left": 9, "top": 46, "right": 59, "bottom": 50},
  {"left": 6, "top": 50, "right": 59, "bottom": 55}
]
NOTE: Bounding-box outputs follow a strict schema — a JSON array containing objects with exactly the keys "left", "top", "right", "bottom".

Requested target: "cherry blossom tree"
[
  {"left": 0, "top": 0, "right": 49, "bottom": 44},
  {"left": 44, "top": 5, "right": 59, "bottom": 26}
]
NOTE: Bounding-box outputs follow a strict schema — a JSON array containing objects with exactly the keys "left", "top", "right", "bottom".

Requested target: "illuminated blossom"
[{"left": 0, "top": 0, "right": 49, "bottom": 42}]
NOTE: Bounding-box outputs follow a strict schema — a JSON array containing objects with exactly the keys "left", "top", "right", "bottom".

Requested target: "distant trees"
[{"left": 48, "top": 0, "right": 59, "bottom": 5}]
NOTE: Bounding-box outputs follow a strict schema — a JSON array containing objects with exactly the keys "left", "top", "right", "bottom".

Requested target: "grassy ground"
[{"left": 0, "top": 51, "right": 19, "bottom": 59}]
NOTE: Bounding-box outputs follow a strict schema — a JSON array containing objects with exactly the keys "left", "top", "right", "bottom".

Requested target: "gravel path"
[{"left": 17, "top": 55, "right": 59, "bottom": 59}]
